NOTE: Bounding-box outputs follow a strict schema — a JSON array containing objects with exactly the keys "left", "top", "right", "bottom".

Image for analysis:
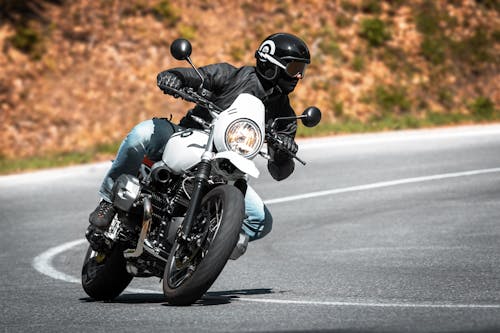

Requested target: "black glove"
[
  {"left": 276, "top": 134, "right": 298, "bottom": 155},
  {"left": 157, "top": 71, "right": 182, "bottom": 93}
]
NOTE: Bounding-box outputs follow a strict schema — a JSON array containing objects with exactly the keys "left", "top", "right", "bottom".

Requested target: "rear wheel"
[
  {"left": 81, "top": 244, "right": 133, "bottom": 300},
  {"left": 163, "top": 185, "right": 244, "bottom": 305}
]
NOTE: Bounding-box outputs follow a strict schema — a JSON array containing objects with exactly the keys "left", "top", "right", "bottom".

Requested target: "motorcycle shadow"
[
  {"left": 196, "top": 288, "right": 275, "bottom": 306},
  {"left": 80, "top": 288, "right": 274, "bottom": 306},
  {"left": 80, "top": 293, "right": 166, "bottom": 304}
]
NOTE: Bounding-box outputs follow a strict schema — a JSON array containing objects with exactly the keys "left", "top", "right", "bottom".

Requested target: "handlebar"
[
  {"left": 163, "top": 85, "right": 306, "bottom": 165},
  {"left": 161, "top": 86, "right": 224, "bottom": 114}
]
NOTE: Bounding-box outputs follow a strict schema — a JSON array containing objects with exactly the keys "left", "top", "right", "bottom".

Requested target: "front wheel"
[
  {"left": 81, "top": 244, "right": 133, "bottom": 300},
  {"left": 163, "top": 185, "right": 244, "bottom": 305}
]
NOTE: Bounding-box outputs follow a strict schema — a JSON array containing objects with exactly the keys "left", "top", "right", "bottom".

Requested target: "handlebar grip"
[{"left": 265, "top": 133, "right": 306, "bottom": 165}]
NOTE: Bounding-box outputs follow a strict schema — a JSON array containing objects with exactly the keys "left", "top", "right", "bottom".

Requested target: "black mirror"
[
  {"left": 170, "top": 38, "right": 192, "bottom": 61},
  {"left": 301, "top": 106, "right": 321, "bottom": 127}
]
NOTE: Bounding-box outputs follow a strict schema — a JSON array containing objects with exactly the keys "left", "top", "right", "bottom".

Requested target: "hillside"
[{"left": 1, "top": 0, "right": 499, "bottom": 160}]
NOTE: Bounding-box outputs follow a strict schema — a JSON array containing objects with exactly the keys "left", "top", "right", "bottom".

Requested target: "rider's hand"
[
  {"left": 157, "top": 71, "right": 182, "bottom": 93},
  {"left": 276, "top": 134, "right": 298, "bottom": 155}
]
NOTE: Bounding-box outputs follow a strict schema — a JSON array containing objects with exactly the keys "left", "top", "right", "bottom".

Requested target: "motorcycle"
[{"left": 81, "top": 39, "right": 321, "bottom": 305}]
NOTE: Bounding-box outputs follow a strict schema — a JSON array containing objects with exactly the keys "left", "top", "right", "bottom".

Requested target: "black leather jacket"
[{"left": 157, "top": 63, "right": 297, "bottom": 181}]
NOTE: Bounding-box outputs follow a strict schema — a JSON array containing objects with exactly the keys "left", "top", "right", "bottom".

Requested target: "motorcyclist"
[{"left": 88, "top": 32, "right": 310, "bottom": 256}]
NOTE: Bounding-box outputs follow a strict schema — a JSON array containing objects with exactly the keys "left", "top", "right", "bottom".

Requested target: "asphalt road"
[{"left": 1, "top": 124, "right": 500, "bottom": 332}]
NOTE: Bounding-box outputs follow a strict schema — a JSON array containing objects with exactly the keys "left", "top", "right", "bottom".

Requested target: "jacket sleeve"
[
  {"left": 267, "top": 95, "right": 298, "bottom": 181},
  {"left": 165, "top": 63, "right": 237, "bottom": 93}
]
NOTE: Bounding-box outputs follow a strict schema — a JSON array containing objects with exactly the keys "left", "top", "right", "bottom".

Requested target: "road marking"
[
  {"left": 264, "top": 167, "right": 500, "bottom": 205},
  {"left": 32, "top": 238, "right": 500, "bottom": 309},
  {"left": 235, "top": 297, "right": 500, "bottom": 309},
  {"left": 33, "top": 239, "right": 85, "bottom": 284},
  {"left": 32, "top": 166, "right": 500, "bottom": 309}
]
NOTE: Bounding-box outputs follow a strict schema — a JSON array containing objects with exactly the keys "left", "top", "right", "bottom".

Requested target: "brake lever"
[
  {"left": 265, "top": 132, "right": 306, "bottom": 166},
  {"left": 162, "top": 86, "right": 196, "bottom": 103}
]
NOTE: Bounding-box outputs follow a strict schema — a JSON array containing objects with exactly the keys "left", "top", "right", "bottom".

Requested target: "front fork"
[
  {"left": 179, "top": 160, "right": 211, "bottom": 239},
  {"left": 178, "top": 127, "right": 216, "bottom": 240}
]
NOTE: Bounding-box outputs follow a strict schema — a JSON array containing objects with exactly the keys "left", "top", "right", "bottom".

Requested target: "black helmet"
[{"left": 255, "top": 33, "right": 311, "bottom": 82}]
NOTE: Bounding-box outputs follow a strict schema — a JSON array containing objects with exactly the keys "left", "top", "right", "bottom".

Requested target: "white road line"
[
  {"left": 236, "top": 297, "right": 500, "bottom": 309},
  {"left": 264, "top": 167, "right": 500, "bottom": 205},
  {"left": 33, "top": 239, "right": 86, "bottom": 284},
  {"left": 32, "top": 167, "right": 500, "bottom": 309},
  {"left": 32, "top": 238, "right": 500, "bottom": 309}
]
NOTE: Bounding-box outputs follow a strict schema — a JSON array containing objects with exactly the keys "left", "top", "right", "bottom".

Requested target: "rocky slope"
[{"left": 1, "top": 0, "right": 498, "bottom": 159}]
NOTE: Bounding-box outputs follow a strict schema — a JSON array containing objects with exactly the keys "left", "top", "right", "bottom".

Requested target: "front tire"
[
  {"left": 163, "top": 185, "right": 244, "bottom": 305},
  {"left": 81, "top": 244, "right": 133, "bottom": 301}
]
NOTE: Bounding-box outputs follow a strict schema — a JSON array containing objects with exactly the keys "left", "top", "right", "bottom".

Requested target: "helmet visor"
[
  {"left": 256, "top": 51, "right": 307, "bottom": 79},
  {"left": 285, "top": 61, "right": 307, "bottom": 78}
]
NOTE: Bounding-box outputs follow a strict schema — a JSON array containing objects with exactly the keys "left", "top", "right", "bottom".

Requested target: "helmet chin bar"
[
  {"left": 256, "top": 67, "right": 297, "bottom": 95},
  {"left": 277, "top": 76, "right": 298, "bottom": 95}
]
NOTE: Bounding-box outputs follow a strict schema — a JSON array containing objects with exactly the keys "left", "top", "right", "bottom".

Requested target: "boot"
[
  {"left": 89, "top": 200, "right": 116, "bottom": 228},
  {"left": 230, "top": 232, "right": 249, "bottom": 260}
]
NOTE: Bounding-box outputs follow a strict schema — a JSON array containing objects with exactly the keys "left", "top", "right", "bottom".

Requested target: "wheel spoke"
[{"left": 167, "top": 192, "right": 227, "bottom": 289}]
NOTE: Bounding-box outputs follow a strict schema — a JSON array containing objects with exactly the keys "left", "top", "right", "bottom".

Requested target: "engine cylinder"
[{"left": 151, "top": 165, "right": 171, "bottom": 183}]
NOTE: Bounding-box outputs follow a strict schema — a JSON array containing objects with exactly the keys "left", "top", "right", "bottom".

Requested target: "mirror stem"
[
  {"left": 271, "top": 115, "right": 305, "bottom": 129},
  {"left": 186, "top": 56, "right": 205, "bottom": 88}
]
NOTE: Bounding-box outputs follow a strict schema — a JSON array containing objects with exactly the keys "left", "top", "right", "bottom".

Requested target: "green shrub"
[
  {"left": 385, "top": 0, "right": 405, "bottom": 8},
  {"left": 340, "top": 0, "right": 358, "bottom": 12},
  {"left": 475, "top": 0, "right": 500, "bottom": 11},
  {"left": 361, "top": 0, "right": 382, "bottom": 14},
  {"left": 415, "top": 1, "right": 495, "bottom": 68},
  {"left": 421, "top": 36, "right": 445, "bottom": 65},
  {"left": 178, "top": 24, "right": 197, "bottom": 40},
  {"left": 332, "top": 101, "right": 344, "bottom": 118},
  {"left": 359, "top": 18, "right": 391, "bottom": 47},
  {"left": 9, "top": 26, "right": 44, "bottom": 59},
  {"left": 335, "top": 13, "right": 353, "bottom": 27},
  {"left": 319, "top": 39, "right": 343, "bottom": 60},
  {"left": 438, "top": 88, "right": 454, "bottom": 108},
  {"left": 374, "top": 85, "right": 411, "bottom": 114},
  {"left": 352, "top": 55, "right": 365, "bottom": 72},
  {"left": 415, "top": 2, "right": 440, "bottom": 36},
  {"left": 493, "top": 30, "right": 500, "bottom": 43},
  {"left": 317, "top": 25, "right": 343, "bottom": 60},
  {"left": 469, "top": 96, "right": 496, "bottom": 119},
  {"left": 152, "top": 0, "right": 180, "bottom": 26},
  {"left": 451, "top": 29, "right": 493, "bottom": 65},
  {"left": 0, "top": 0, "right": 63, "bottom": 26},
  {"left": 381, "top": 46, "right": 417, "bottom": 74}
]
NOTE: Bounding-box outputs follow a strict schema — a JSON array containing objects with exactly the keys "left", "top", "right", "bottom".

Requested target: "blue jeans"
[{"left": 99, "top": 118, "right": 272, "bottom": 242}]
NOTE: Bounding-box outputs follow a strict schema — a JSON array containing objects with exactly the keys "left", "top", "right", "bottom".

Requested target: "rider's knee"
[
  {"left": 259, "top": 205, "right": 273, "bottom": 238},
  {"left": 246, "top": 205, "right": 273, "bottom": 241},
  {"left": 126, "top": 120, "right": 155, "bottom": 148}
]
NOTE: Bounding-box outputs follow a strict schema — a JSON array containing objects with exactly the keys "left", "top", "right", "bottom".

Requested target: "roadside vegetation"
[{"left": 2, "top": 102, "right": 498, "bottom": 175}]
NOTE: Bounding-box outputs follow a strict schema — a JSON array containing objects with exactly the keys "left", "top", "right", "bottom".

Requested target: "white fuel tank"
[{"left": 162, "top": 129, "right": 209, "bottom": 174}]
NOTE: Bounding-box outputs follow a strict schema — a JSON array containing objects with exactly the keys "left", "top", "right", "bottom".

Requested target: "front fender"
[{"left": 213, "top": 151, "right": 260, "bottom": 178}]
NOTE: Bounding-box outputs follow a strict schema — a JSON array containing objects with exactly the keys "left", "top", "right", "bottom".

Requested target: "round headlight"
[{"left": 225, "top": 119, "right": 262, "bottom": 158}]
